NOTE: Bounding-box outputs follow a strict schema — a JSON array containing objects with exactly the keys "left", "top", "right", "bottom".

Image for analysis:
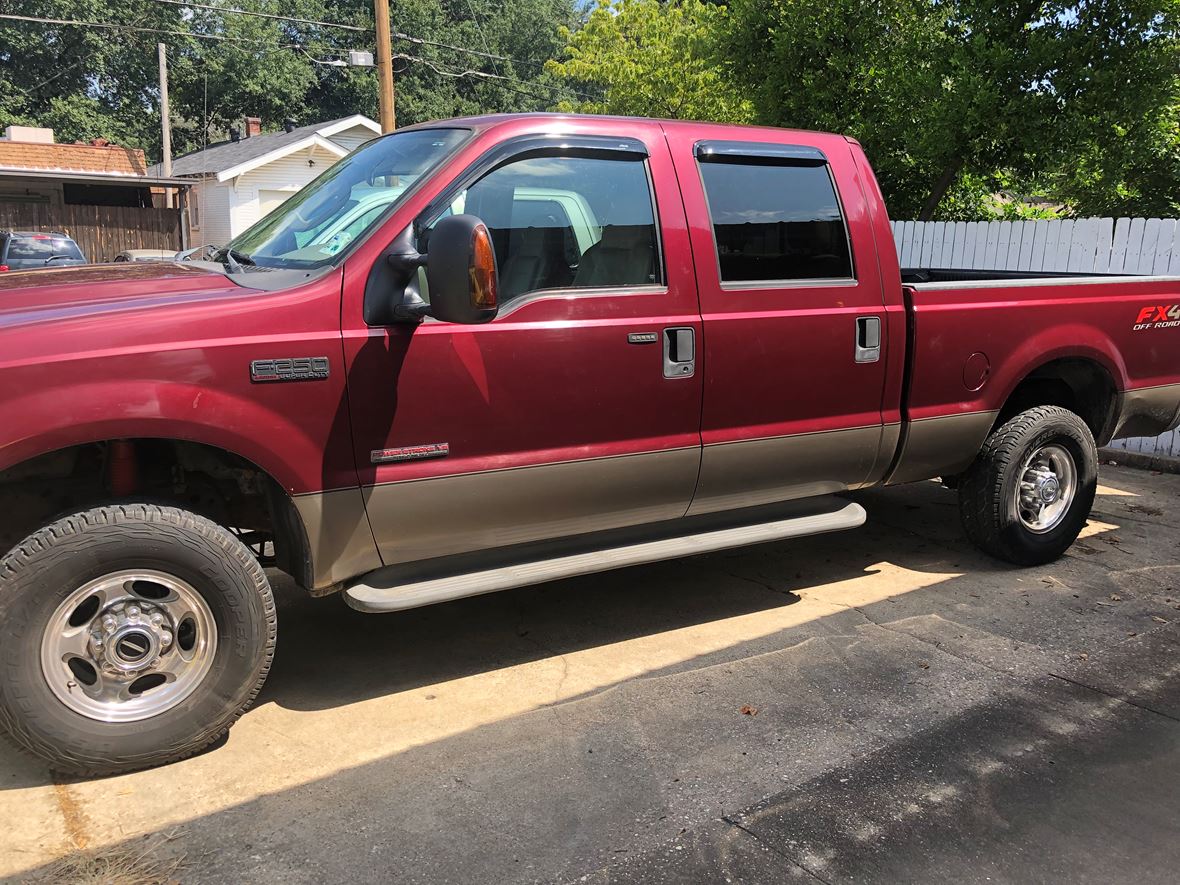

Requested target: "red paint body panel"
[
  {"left": 0, "top": 262, "right": 356, "bottom": 494},
  {"left": 665, "top": 125, "right": 891, "bottom": 448},
  {"left": 905, "top": 278, "right": 1180, "bottom": 421},
  {"left": 1, "top": 113, "right": 1179, "bottom": 584},
  {"left": 340, "top": 117, "right": 703, "bottom": 489}
]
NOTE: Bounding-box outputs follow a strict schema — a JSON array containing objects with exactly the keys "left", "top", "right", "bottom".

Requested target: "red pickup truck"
[{"left": 1, "top": 114, "right": 1178, "bottom": 774}]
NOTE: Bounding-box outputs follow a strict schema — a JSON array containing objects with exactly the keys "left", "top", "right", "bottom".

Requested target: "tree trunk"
[{"left": 917, "top": 160, "right": 964, "bottom": 221}]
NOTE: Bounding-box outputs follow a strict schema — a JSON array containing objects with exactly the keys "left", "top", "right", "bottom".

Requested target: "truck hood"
[{"left": 0, "top": 262, "right": 252, "bottom": 323}]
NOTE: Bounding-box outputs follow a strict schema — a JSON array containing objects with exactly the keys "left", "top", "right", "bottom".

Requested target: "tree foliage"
[
  {"left": 0, "top": 0, "right": 579, "bottom": 161},
  {"left": 546, "top": 0, "right": 753, "bottom": 123},
  {"left": 549, "top": 0, "right": 1179, "bottom": 220}
]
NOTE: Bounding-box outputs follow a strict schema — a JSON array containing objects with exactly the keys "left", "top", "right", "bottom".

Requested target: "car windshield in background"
[
  {"left": 7, "top": 236, "right": 84, "bottom": 261},
  {"left": 226, "top": 127, "right": 470, "bottom": 270}
]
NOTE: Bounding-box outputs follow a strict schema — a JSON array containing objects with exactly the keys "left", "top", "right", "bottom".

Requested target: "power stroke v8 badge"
[
  {"left": 250, "top": 357, "right": 330, "bottom": 383},
  {"left": 1134, "top": 304, "right": 1180, "bottom": 331}
]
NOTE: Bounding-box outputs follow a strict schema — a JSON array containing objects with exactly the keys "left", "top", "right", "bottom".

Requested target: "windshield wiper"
[
  {"left": 176, "top": 244, "right": 255, "bottom": 273},
  {"left": 214, "top": 247, "right": 255, "bottom": 273}
]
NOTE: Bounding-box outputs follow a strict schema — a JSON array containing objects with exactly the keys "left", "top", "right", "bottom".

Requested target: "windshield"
[{"left": 227, "top": 127, "right": 469, "bottom": 269}]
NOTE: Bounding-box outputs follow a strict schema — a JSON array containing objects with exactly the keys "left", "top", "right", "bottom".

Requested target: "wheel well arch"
[
  {"left": 0, "top": 438, "right": 314, "bottom": 591},
  {"left": 994, "top": 358, "right": 1118, "bottom": 445}
]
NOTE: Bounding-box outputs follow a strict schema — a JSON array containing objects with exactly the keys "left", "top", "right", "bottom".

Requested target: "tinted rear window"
[
  {"left": 7, "top": 236, "right": 84, "bottom": 260},
  {"left": 698, "top": 160, "right": 853, "bottom": 283}
]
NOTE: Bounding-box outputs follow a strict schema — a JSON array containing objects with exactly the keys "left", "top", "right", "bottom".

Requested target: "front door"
[
  {"left": 664, "top": 126, "right": 892, "bottom": 516},
  {"left": 344, "top": 127, "right": 703, "bottom": 566}
]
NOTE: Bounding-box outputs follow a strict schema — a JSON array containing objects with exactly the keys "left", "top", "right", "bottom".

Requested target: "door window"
[
  {"left": 421, "top": 154, "right": 662, "bottom": 304},
  {"left": 698, "top": 156, "right": 853, "bottom": 283}
]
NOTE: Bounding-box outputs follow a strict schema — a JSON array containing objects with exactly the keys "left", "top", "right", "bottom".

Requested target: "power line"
[
  {"left": 393, "top": 53, "right": 586, "bottom": 103},
  {"left": 151, "top": 0, "right": 513, "bottom": 64},
  {"left": 0, "top": 12, "right": 292, "bottom": 48},
  {"left": 152, "top": 0, "right": 367, "bottom": 33},
  {"left": 1, "top": 10, "right": 592, "bottom": 103}
]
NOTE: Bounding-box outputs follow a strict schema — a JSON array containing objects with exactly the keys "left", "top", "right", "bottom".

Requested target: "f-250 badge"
[
  {"left": 250, "top": 357, "right": 330, "bottom": 382},
  {"left": 1134, "top": 305, "right": 1180, "bottom": 331}
]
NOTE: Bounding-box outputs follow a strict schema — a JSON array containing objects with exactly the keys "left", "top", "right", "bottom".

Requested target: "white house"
[{"left": 152, "top": 114, "right": 381, "bottom": 245}]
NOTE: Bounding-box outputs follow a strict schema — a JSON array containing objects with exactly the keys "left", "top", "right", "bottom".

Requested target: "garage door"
[{"left": 259, "top": 189, "right": 294, "bottom": 217}]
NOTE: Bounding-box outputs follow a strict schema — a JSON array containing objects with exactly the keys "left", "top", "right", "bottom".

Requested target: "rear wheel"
[
  {"left": 0, "top": 504, "right": 275, "bottom": 776},
  {"left": 958, "top": 405, "right": 1098, "bottom": 565}
]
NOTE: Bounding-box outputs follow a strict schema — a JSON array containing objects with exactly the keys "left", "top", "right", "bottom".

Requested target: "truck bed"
[{"left": 884, "top": 270, "right": 1180, "bottom": 486}]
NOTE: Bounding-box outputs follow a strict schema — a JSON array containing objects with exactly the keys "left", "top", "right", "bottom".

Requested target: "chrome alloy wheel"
[
  {"left": 1016, "top": 443, "right": 1077, "bottom": 534},
  {"left": 39, "top": 570, "right": 217, "bottom": 723}
]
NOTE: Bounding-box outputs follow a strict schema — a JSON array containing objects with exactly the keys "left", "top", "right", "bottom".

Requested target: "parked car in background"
[
  {"left": 0, "top": 114, "right": 1178, "bottom": 776},
  {"left": 113, "top": 249, "right": 178, "bottom": 262},
  {"left": 0, "top": 230, "right": 86, "bottom": 270}
]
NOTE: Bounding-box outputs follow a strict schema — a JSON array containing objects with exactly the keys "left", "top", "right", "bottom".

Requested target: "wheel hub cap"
[
  {"left": 1016, "top": 444, "right": 1077, "bottom": 534},
  {"left": 90, "top": 601, "right": 172, "bottom": 674},
  {"left": 40, "top": 570, "right": 217, "bottom": 723}
]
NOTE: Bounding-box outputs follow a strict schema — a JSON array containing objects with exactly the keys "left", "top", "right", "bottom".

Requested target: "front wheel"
[
  {"left": 0, "top": 504, "right": 276, "bottom": 776},
  {"left": 958, "top": 405, "right": 1098, "bottom": 565}
]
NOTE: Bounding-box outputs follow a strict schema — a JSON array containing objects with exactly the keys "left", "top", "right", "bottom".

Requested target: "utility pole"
[
  {"left": 157, "top": 42, "right": 174, "bottom": 208},
  {"left": 373, "top": 0, "right": 395, "bottom": 132}
]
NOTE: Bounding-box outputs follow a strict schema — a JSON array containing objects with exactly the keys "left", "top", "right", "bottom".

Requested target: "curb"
[{"left": 1101, "top": 448, "right": 1180, "bottom": 475}]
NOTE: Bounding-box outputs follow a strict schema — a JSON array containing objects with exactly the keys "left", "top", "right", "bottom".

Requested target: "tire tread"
[{"left": 0, "top": 504, "right": 276, "bottom": 776}]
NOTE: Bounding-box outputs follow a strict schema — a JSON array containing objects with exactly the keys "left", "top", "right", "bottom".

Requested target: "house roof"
[
  {"left": 0, "top": 140, "right": 149, "bottom": 177},
  {"left": 155, "top": 115, "right": 380, "bottom": 180}
]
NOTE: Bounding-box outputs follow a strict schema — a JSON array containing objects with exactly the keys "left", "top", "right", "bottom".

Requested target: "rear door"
[
  {"left": 343, "top": 126, "right": 704, "bottom": 566},
  {"left": 663, "top": 126, "right": 892, "bottom": 515}
]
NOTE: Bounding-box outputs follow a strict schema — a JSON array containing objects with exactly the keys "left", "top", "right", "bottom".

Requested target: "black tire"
[
  {"left": 958, "top": 405, "right": 1098, "bottom": 566},
  {"left": 0, "top": 504, "right": 276, "bottom": 776}
]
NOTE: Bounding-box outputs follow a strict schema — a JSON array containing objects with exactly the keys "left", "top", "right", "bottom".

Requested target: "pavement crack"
[
  {"left": 721, "top": 815, "right": 834, "bottom": 884},
  {"left": 845, "top": 605, "right": 1022, "bottom": 681},
  {"left": 1047, "top": 672, "right": 1180, "bottom": 723},
  {"left": 716, "top": 568, "right": 800, "bottom": 601}
]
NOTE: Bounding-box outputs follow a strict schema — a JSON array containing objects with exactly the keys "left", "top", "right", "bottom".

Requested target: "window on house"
[{"left": 697, "top": 146, "right": 853, "bottom": 283}]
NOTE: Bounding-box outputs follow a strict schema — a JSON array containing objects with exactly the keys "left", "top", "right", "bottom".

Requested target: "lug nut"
[
  {"left": 151, "top": 612, "right": 164, "bottom": 625},
  {"left": 160, "top": 631, "right": 172, "bottom": 647},
  {"left": 127, "top": 605, "right": 140, "bottom": 619},
  {"left": 102, "top": 617, "right": 117, "bottom": 633}
]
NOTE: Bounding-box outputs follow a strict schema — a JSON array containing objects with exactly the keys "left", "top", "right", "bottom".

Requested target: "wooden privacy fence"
[
  {"left": 0, "top": 203, "right": 182, "bottom": 263},
  {"left": 890, "top": 217, "right": 1180, "bottom": 275},
  {"left": 891, "top": 216, "right": 1180, "bottom": 465}
]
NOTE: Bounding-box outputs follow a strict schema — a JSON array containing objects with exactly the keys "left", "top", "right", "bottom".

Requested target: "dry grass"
[{"left": 26, "top": 833, "right": 186, "bottom": 885}]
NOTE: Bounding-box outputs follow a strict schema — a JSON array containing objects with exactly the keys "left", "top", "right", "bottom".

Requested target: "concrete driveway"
[{"left": 4, "top": 464, "right": 1180, "bottom": 884}]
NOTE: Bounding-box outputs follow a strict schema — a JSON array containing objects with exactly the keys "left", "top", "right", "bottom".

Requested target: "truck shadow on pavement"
[
  {"left": 5, "top": 468, "right": 1180, "bottom": 884},
  {"left": 257, "top": 480, "right": 1013, "bottom": 714}
]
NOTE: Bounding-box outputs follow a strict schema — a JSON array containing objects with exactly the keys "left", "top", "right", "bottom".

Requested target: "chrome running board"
[{"left": 344, "top": 497, "right": 866, "bottom": 614}]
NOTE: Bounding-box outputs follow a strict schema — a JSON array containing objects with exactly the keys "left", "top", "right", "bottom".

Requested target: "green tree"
[
  {"left": 546, "top": 0, "right": 754, "bottom": 123},
  {"left": 723, "top": 0, "right": 1179, "bottom": 219},
  {"left": 0, "top": 1, "right": 580, "bottom": 162},
  {"left": 0, "top": 0, "right": 187, "bottom": 152}
]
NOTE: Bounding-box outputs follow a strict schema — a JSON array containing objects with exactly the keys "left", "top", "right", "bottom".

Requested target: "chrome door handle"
[
  {"left": 855, "top": 316, "right": 881, "bottom": 364},
  {"left": 663, "top": 327, "right": 695, "bottom": 378}
]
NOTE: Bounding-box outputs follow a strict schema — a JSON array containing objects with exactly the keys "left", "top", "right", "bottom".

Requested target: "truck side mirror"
[{"left": 425, "top": 214, "right": 499, "bottom": 325}]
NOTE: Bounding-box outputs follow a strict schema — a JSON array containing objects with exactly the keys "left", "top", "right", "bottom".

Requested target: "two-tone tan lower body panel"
[
  {"left": 687, "top": 424, "right": 891, "bottom": 517},
  {"left": 1112, "top": 382, "right": 1180, "bottom": 440},
  {"left": 292, "top": 486, "right": 384, "bottom": 590},
  {"left": 885, "top": 410, "right": 999, "bottom": 486},
  {"left": 363, "top": 447, "right": 702, "bottom": 567}
]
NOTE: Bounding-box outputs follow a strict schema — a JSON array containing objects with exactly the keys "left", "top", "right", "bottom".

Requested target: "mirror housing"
[{"left": 424, "top": 214, "right": 499, "bottom": 325}]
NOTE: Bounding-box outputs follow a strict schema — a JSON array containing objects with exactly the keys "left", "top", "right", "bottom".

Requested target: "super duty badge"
[{"left": 250, "top": 357, "right": 330, "bottom": 383}]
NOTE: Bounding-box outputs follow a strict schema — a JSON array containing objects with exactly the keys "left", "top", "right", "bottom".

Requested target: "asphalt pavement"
[{"left": 3, "top": 464, "right": 1179, "bottom": 884}]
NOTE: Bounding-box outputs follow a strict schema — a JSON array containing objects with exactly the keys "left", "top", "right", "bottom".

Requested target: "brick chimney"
[{"left": 245, "top": 116, "right": 262, "bottom": 138}]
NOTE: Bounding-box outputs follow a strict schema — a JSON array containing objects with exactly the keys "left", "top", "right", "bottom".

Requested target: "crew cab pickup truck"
[{"left": 1, "top": 114, "right": 1178, "bottom": 775}]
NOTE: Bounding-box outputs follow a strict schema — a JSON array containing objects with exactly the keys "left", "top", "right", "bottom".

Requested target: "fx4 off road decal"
[{"left": 1133, "top": 305, "right": 1180, "bottom": 331}]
